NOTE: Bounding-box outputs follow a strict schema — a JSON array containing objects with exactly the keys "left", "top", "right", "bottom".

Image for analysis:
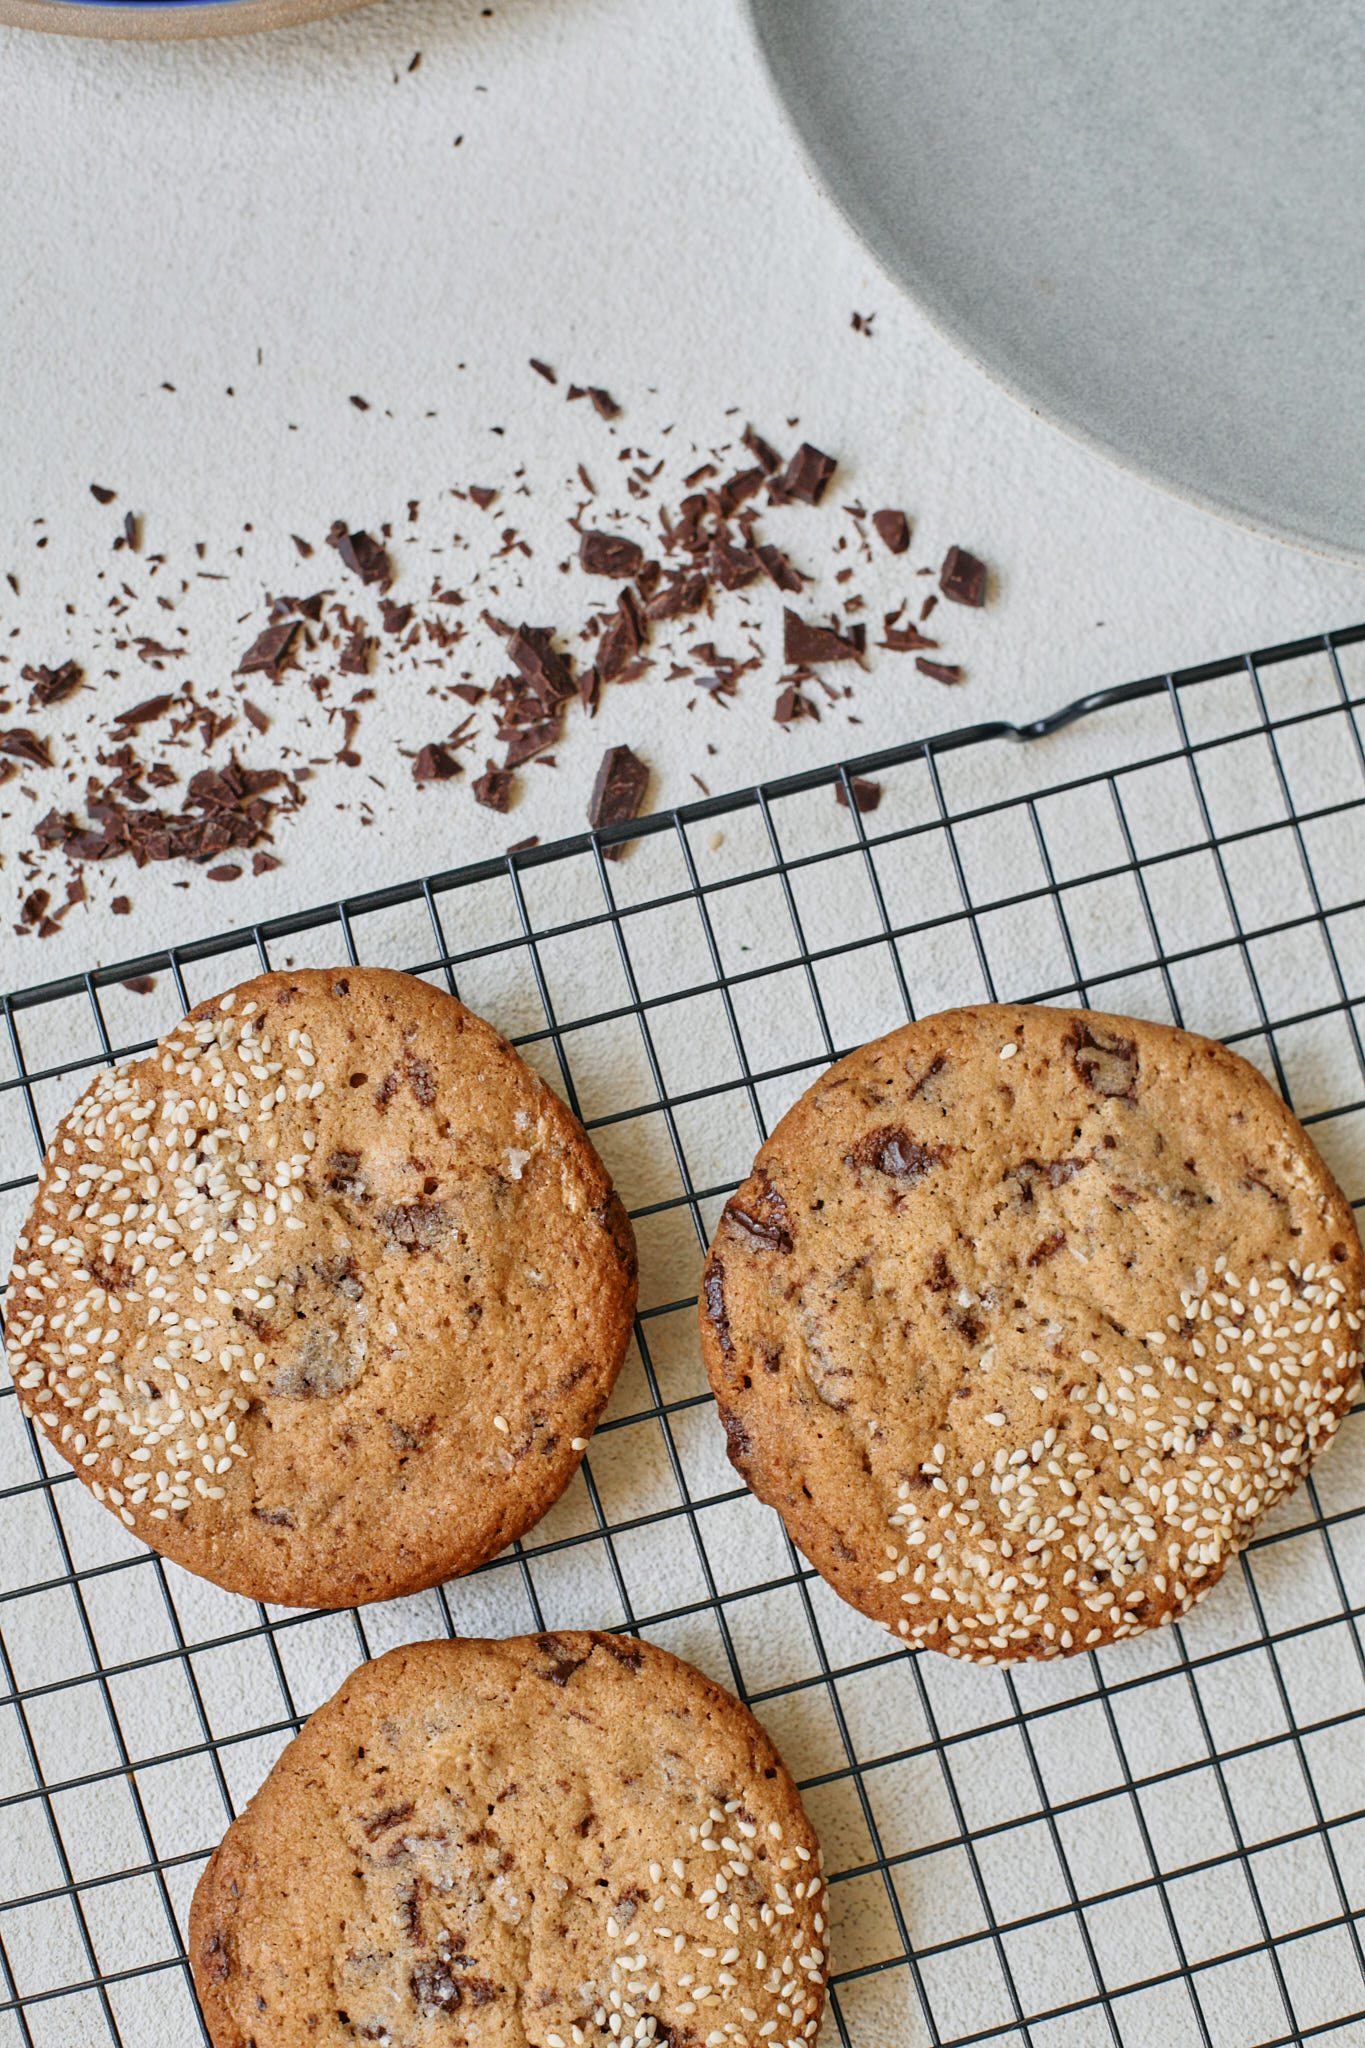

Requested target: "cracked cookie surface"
[
  {"left": 4, "top": 968, "right": 637, "bottom": 1606},
  {"left": 189, "top": 1631, "right": 827, "bottom": 2048},
  {"left": 699, "top": 1004, "right": 1363, "bottom": 1662}
]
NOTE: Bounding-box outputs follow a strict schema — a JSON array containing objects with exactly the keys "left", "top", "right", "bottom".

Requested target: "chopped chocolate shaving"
[
  {"left": 339, "top": 630, "right": 372, "bottom": 676},
  {"left": 872, "top": 509, "right": 910, "bottom": 555},
  {"left": 113, "top": 693, "right": 175, "bottom": 729},
  {"left": 122, "top": 512, "right": 141, "bottom": 552},
  {"left": 111, "top": 895, "right": 131, "bottom": 914},
  {"left": 506, "top": 834, "right": 540, "bottom": 853},
  {"left": 472, "top": 761, "right": 513, "bottom": 811},
  {"left": 916, "top": 657, "right": 965, "bottom": 685},
  {"left": 588, "top": 744, "right": 649, "bottom": 851},
  {"left": 774, "top": 684, "right": 818, "bottom": 724},
  {"left": 291, "top": 534, "right": 314, "bottom": 558},
  {"left": 940, "top": 544, "right": 987, "bottom": 607},
  {"left": 329, "top": 526, "right": 391, "bottom": 585},
  {"left": 580, "top": 530, "right": 645, "bottom": 579},
  {"left": 783, "top": 609, "right": 861, "bottom": 666},
  {"left": 469, "top": 486, "right": 498, "bottom": 510},
  {"left": 412, "top": 743, "right": 463, "bottom": 783},
  {"left": 122, "top": 975, "right": 156, "bottom": 995},
  {"left": 380, "top": 600, "right": 414, "bottom": 635},
  {"left": 242, "top": 700, "right": 270, "bottom": 735},
  {"left": 235, "top": 620, "right": 299, "bottom": 676},
  {"left": 775, "top": 442, "right": 835, "bottom": 505},
  {"left": 529, "top": 359, "right": 557, "bottom": 384},
  {"left": 23, "top": 661, "right": 84, "bottom": 709},
  {"left": 756, "top": 542, "right": 805, "bottom": 592},
  {"left": 742, "top": 424, "right": 783, "bottom": 474},
  {"left": 508, "top": 624, "right": 574, "bottom": 707},
  {"left": 90, "top": 484, "right": 116, "bottom": 505},
  {"left": 0, "top": 728, "right": 54, "bottom": 768},
  {"left": 595, "top": 592, "right": 643, "bottom": 682},
  {"left": 349, "top": 395, "right": 370, "bottom": 411},
  {"left": 880, "top": 624, "right": 938, "bottom": 652},
  {"left": 252, "top": 850, "right": 282, "bottom": 875},
  {"left": 207, "top": 865, "right": 242, "bottom": 882},
  {"left": 502, "top": 719, "right": 560, "bottom": 769},
  {"left": 836, "top": 777, "right": 881, "bottom": 813},
  {"left": 588, "top": 386, "right": 621, "bottom": 420}
]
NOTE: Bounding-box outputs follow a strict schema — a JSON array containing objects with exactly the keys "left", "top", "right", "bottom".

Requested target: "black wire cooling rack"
[{"left": 5, "top": 623, "right": 1365, "bottom": 2048}]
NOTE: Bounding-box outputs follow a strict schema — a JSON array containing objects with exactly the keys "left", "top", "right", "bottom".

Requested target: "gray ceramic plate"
[{"left": 746, "top": 0, "right": 1365, "bottom": 560}]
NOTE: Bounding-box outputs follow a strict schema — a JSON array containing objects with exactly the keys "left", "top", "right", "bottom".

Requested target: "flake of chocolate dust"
[
  {"left": 123, "top": 976, "right": 156, "bottom": 995},
  {"left": 507, "top": 834, "right": 540, "bottom": 853},
  {"left": 242, "top": 700, "right": 271, "bottom": 735},
  {"left": 112, "top": 693, "right": 175, "bottom": 730},
  {"left": 469, "top": 487, "right": 498, "bottom": 510},
  {"left": 111, "top": 896, "right": 131, "bottom": 915},
  {"left": 836, "top": 777, "right": 881, "bottom": 813},
  {"left": 940, "top": 545, "right": 987, "bottom": 607},
  {"left": 207, "top": 865, "right": 242, "bottom": 882},
  {"left": 291, "top": 534, "right": 314, "bottom": 559},
  {"left": 90, "top": 484, "right": 116, "bottom": 505},
  {"left": 529, "top": 360, "right": 557, "bottom": 384}
]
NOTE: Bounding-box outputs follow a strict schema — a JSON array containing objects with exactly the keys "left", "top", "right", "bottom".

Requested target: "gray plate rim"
[{"left": 741, "top": 0, "right": 1355, "bottom": 564}]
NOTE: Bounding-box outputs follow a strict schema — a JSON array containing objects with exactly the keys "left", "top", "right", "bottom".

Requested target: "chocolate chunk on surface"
[
  {"left": 587, "top": 744, "right": 649, "bottom": 847},
  {"left": 783, "top": 608, "right": 862, "bottom": 666},
  {"left": 872, "top": 508, "right": 911, "bottom": 554},
  {"left": 940, "top": 543, "right": 987, "bottom": 607},
  {"left": 579, "top": 530, "right": 645, "bottom": 579},
  {"left": 776, "top": 440, "right": 836, "bottom": 504}
]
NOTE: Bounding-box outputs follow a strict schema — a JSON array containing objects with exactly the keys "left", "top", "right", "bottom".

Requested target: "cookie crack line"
[
  {"left": 4, "top": 967, "right": 637, "bottom": 1607},
  {"left": 699, "top": 1003, "right": 1364, "bottom": 1664}
]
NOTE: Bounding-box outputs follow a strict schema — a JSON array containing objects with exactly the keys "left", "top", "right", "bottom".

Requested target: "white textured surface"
[
  {"left": 4, "top": 0, "right": 1365, "bottom": 991},
  {"left": 3, "top": 7, "right": 1365, "bottom": 2047}
]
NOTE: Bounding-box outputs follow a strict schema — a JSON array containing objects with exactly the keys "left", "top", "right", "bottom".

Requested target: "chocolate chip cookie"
[
  {"left": 190, "top": 1631, "right": 827, "bottom": 2048},
  {"left": 5, "top": 968, "right": 637, "bottom": 1606},
  {"left": 699, "top": 1004, "right": 1362, "bottom": 1662}
]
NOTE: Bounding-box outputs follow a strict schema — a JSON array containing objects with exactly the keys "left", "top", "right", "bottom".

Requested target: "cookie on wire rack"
[
  {"left": 699, "top": 1003, "right": 1363, "bottom": 1663},
  {"left": 4, "top": 968, "right": 637, "bottom": 1607},
  {"left": 190, "top": 1631, "right": 828, "bottom": 2048}
]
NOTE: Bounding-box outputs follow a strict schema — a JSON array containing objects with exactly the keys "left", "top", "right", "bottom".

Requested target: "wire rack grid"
[{"left": 4, "top": 624, "right": 1365, "bottom": 2048}]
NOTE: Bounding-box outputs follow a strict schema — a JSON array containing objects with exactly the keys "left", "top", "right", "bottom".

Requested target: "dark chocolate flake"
[
  {"left": 329, "top": 525, "right": 391, "bottom": 586},
  {"left": 915, "top": 657, "right": 965, "bottom": 686},
  {"left": 836, "top": 777, "right": 881, "bottom": 813},
  {"left": 472, "top": 761, "right": 514, "bottom": 812},
  {"left": 23, "top": 660, "right": 84, "bottom": 709},
  {"left": 0, "top": 728, "right": 54, "bottom": 768},
  {"left": 775, "top": 441, "right": 836, "bottom": 505},
  {"left": 580, "top": 530, "right": 645, "bottom": 579},
  {"left": 235, "top": 620, "right": 299, "bottom": 676},
  {"left": 588, "top": 745, "right": 649, "bottom": 853},
  {"left": 783, "top": 608, "right": 861, "bottom": 666},
  {"left": 90, "top": 484, "right": 117, "bottom": 505},
  {"left": 872, "top": 509, "right": 911, "bottom": 555},
  {"left": 940, "top": 544, "right": 987, "bottom": 607},
  {"left": 412, "top": 743, "right": 462, "bottom": 783}
]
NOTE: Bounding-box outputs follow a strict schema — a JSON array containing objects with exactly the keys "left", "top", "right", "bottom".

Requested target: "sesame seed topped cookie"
[
  {"left": 5, "top": 968, "right": 637, "bottom": 1607},
  {"left": 699, "top": 1004, "right": 1363, "bottom": 1663},
  {"left": 190, "top": 1632, "right": 827, "bottom": 2048}
]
